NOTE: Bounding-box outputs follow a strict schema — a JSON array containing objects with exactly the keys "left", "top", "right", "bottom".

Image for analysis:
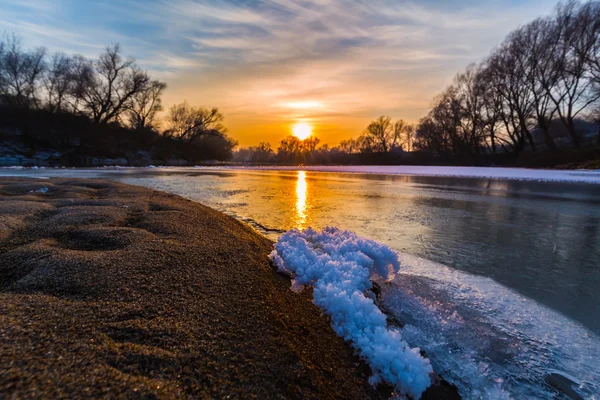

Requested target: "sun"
[{"left": 292, "top": 122, "right": 313, "bottom": 140}]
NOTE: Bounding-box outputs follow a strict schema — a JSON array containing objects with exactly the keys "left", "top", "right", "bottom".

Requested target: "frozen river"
[{"left": 2, "top": 166, "right": 599, "bottom": 398}]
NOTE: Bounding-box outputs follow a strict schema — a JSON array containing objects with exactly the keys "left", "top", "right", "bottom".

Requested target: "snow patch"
[{"left": 270, "top": 227, "right": 432, "bottom": 398}]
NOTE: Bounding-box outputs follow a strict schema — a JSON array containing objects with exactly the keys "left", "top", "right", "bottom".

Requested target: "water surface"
[
  {"left": 2, "top": 166, "right": 599, "bottom": 398},
  {"left": 113, "top": 168, "right": 599, "bottom": 335}
]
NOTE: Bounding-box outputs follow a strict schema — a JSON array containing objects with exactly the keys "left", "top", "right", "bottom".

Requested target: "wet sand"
[{"left": 0, "top": 178, "right": 456, "bottom": 399}]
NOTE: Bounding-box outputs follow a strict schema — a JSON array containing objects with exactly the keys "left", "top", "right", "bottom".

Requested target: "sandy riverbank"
[{"left": 0, "top": 178, "right": 455, "bottom": 399}]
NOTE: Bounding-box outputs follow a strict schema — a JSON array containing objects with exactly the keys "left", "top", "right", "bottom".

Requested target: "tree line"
[
  {"left": 235, "top": 0, "right": 600, "bottom": 167},
  {"left": 413, "top": 0, "right": 600, "bottom": 158},
  {"left": 4, "top": 0, "right": 600, "bottom": 167},
  {"left": 235, "top": 136, "right": 324, "bottom": 164},
  {"left": 234, "top": 117, "right": 414, "bottom": 165},
  {"left": 0, "top": 34, "right": 236, "bottom": 163}
]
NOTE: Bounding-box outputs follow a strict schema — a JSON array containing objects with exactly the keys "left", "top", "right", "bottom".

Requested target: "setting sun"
[{"left": 292, "top": 122, "right": 313, "bottom": 140}]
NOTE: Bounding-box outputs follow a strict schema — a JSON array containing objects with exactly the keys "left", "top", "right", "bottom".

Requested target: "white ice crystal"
[{"left": 270, "top": 227, "right": 432, "bottom": 398}]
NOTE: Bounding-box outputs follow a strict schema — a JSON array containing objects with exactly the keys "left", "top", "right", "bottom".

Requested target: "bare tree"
[
  {"left": 476, "top": 64, "right": 503, "bottom": 153},
  {"left": 235, "top": 142, "right": 276, "bottom": 163},
  {"left": 485, "top": 43, "right": 535, "bottom": 155},
  {"left": 515, "top": 18, "right": 560, "bottom": 150},
  {"left": 302, "top": 136, "right": 320, "bottom": 152},
  {"left": 253, "top": 142, "right": 275, "bottom": 162},
  {"left": 276, "top": 135, "right": 303, "bottom": 163},
  {"left": 544, "top": 1, "right": 600, "bottom": 147},
  {"left": 277, "top": 135, "right": 302, "bottom": 154},
  {"left": 338, "top": 138, "right": 360, "bottom": 154},
  {"left": 65, "top": 55, "right": 94, "bottom": 113},
  {"left": 76, "top": 44, "right": 150, "bottom": 124},
  {"left": 414, "top": 115, "right": 453, "bottom": 154},
  {"left": 418, "top": 66, "right": 511, "bottom": 157},
  {"left": 453, "top": 65, "right": 489, "bottom": 154},
  {"left": 429, "top": 86, "right": 464, "bottom": 155},
  {"left": 164, "top": 102, "right": 226, "bottom": 142},
  {"left": 392, "top": 119, "right": 414, "bottom": 151},
  {"left": 0, "top": 34, "right": 45, "bottom": 109},
  {"left": 362, "top": 116, "right": 414, "bottom": 152},
  {"left": 365, "top": 116, "right": 394, "bottom": 152},
  {"left": 44, "top": 53, "right": 74, "bottom": 113},
  {"left": 126, "top": 80, "right": 166, "bottom": 131},
  {"left": 582, "top": 2, "right": 600, "bottom": 87}
]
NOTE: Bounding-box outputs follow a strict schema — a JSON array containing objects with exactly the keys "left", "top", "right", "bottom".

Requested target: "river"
[{"left": 2, "top": 166, "right": 599, "bottom": 398}]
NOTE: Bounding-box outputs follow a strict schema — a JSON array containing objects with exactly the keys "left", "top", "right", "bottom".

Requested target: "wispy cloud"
[{"left": 0, "top": 0, "right": 558, "bottom": 145}]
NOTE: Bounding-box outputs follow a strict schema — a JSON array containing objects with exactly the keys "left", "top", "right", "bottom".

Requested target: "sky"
[{"left": 0, "top": 0, "right": 558, "bottom": 146}]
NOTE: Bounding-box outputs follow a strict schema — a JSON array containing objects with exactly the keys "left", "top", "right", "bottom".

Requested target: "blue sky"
[{"left": 0, "top": 0, "right": 558, "bottom": 145}]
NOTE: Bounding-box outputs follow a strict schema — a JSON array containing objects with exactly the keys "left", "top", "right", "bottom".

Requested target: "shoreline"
[
  {"left": 2, "top": 164, "right": 600, "bottom": 185},
  {"left": 0, "top": 178, "right": 456, "bottom": 399}
]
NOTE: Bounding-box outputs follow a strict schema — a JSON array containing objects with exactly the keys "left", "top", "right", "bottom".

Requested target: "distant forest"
[
  {"left": 236, "top": 0, "right": 600, "bottom": 168},
  {"left": 1, "top": 0, "right": 600, "bottom": 168}
]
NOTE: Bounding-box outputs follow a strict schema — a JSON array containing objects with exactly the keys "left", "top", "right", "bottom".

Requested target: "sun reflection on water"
[{"left": 295, "top": 171, "right": 307, "bottom": 229}]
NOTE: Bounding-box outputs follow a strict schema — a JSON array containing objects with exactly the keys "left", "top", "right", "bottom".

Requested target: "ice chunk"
[{"left": 270, "top": 227, "right": 432, "bottom": 398}]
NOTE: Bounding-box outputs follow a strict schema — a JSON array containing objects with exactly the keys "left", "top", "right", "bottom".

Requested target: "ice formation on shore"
[{"left": 270, "top": 227, "right": 432, "bottom": 398}]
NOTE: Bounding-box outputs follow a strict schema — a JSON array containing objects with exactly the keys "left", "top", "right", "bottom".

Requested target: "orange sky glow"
[{"left": 1, "top": 0, "right": 559, "bottom": 147}]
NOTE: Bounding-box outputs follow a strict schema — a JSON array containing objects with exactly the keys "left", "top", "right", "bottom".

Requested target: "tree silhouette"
[
  {"left": 126, "top": 80, "right": 167, "bottom": 131},
  {"left": 76, "top": 44, "right": 151, "bottom": 124},
  {"left": 164, "top": 102, "right": 227, "bottom": 142},
  {"left": 0, "top": 34, "right": 45, "bottom": 109}
]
